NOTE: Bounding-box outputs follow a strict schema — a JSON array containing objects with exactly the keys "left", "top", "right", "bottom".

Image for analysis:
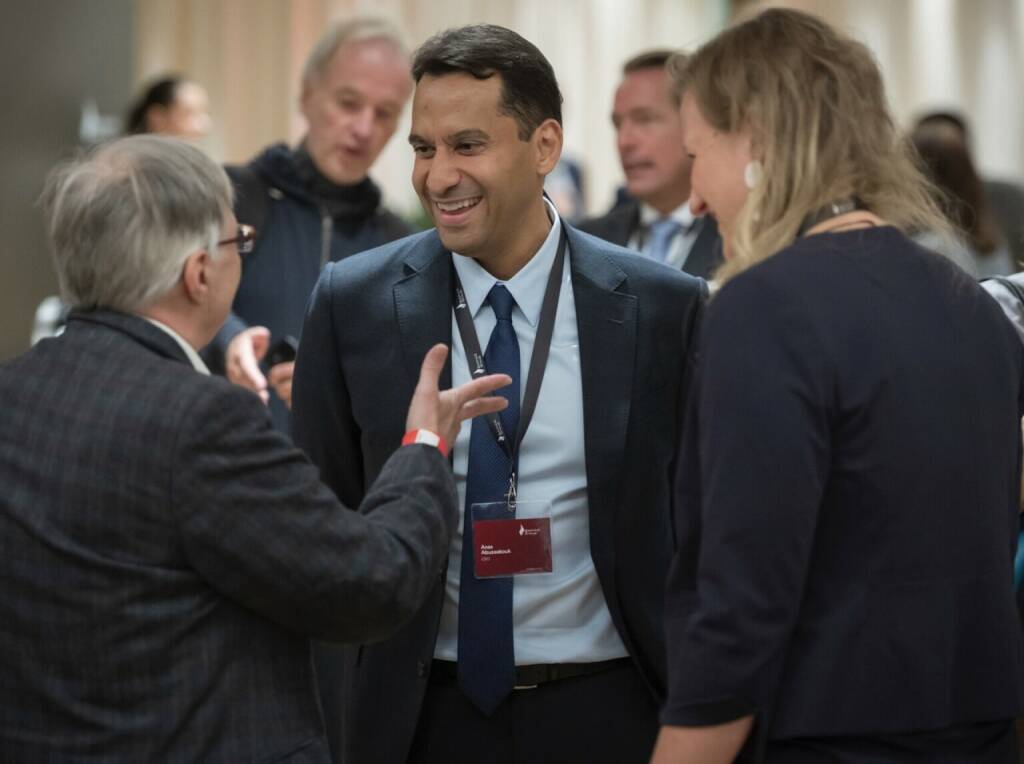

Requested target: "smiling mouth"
[{"left": 434, "top": 197, "right": 482, "bottom": 217}]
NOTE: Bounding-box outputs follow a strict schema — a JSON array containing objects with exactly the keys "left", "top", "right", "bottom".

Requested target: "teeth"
[{"left": 436, "top": 197, "right": 480, "bottom": 213}]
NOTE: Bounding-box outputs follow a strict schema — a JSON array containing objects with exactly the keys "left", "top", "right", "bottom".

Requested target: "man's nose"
[
  {"left": 349, "top": 107, "right": 374, "bottom": 141},
  {"left": 425, "top": 151, "right": 460, "bottom": 196},
  {"left": 616, "top": 125, "right": 635, "bottom": 160}
]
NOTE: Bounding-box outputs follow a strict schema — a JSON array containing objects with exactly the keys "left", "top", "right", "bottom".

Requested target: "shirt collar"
[
  {"left": 640, "top": 199, "right": 697, "bottom": 229},
  {"left": 451, "top": 197, "right": 562, "bottom": 328},
  {"left": 143, "top": 317, "right": 210, "bottom": 375}
]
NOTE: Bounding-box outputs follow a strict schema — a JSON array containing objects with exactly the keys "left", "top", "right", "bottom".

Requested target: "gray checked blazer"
[{"left": 0, "top": 310, "right": 458, "bottom": 762}]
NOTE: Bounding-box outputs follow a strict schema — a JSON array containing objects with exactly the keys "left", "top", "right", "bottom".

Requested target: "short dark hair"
[
  {"left": 914, "top": 110, "right": 969, "bottom": 143},
  {"left": 125, "top": 75, "right": 186, "bottom": 134},
  {"left": 411, "top": 24, "right": 562, "bottom": 140},
  {"left": 622, "top": 49, "right": 676, "bottom": 75}
]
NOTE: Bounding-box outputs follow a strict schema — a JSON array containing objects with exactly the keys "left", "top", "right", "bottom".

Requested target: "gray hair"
[
  {"left": 302, "top": 17, "right": 408, "bottom": 87},
  {"left": 41, "top": 135, "right": 233, "bottom": 312}
]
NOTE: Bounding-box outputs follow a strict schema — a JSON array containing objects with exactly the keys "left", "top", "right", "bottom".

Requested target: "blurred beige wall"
[{"left": 0, "top": 0, "right": 134, "bottom": 362}]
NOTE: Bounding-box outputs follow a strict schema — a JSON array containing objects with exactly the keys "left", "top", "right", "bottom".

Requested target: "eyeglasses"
[{"left": 217, "top": 224, "right": 256, "bottom": 254}]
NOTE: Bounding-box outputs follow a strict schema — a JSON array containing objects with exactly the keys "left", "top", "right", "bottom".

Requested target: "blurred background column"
[{"left": 0, "top": 0, "right": 133, "bottom": 363}]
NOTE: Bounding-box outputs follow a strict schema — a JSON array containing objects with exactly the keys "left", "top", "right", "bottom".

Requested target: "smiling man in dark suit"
[
  {"left": 292, "top": 24, "right": 705, "bottom": 764},
  {"left": 579, "top": 50, "right": 722, "bottom": 279},
  {"left": 0, "top": 135, "right": 510, "bottom": 761}
]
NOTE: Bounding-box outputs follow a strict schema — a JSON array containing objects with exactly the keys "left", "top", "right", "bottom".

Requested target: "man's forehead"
[
  {"left": 619, "top": 67, "right": 672, "bottom": 99},
  {"left": 326, "top": 36, "right": 406, "bottom": 68},
  {"left": 411, "top": 73, "right": 506, "bottom": 122},
  {"left": 317, "top": 38, "right": 410, "bottom": 93}
]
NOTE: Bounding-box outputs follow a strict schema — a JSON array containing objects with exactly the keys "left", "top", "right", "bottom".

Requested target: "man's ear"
[
  {"left": 180, "top": 248, "right": 210, "bottom": 305},
  {"left": 533, "top": 118, "right": 563, "bottom": 176}
]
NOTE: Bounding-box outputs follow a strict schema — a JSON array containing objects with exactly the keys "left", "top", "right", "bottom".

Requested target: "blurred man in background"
[
  {"left": 210, "top": 17, "right": 415, "bottom": 431},
  {"left": 579, "top": 50, "right": 721, "bottom": 279}
]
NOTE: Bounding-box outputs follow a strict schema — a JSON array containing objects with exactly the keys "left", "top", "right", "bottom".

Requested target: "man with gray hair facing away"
[
  {"left": 210, "top": 17, "right": 415, "bottom": 431},
  {"left": 0, "top": 135, "right": 510, "bottom": 761}
]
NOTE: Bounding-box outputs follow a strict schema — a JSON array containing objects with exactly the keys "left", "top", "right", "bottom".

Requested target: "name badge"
[{"left": 471, "top": 500, "right": 553, "bottom": 579}]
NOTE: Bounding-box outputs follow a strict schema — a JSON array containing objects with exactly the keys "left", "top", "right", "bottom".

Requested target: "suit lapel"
[
  {"left": 614, "top": 202, "right": 641, "bottom": 248},
  {"left": 566, "top": 227, "right": 637, "bottom": 567},
  {"left": 393, "top": 232, "right": 454, "bottom": 391}
]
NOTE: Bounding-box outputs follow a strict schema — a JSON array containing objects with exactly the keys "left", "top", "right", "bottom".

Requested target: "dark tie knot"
[{"left": 487, "top": 284, "right": 517, "bottom": 322}]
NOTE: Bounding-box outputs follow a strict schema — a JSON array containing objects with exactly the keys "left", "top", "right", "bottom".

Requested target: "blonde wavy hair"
[{"left": 669, "top": 9, "right": 948, "bottom": 284}]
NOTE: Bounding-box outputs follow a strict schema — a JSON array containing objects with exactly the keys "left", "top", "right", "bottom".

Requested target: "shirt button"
[{"left": 417, "top": 660, "right": 428, "bottom": 678}]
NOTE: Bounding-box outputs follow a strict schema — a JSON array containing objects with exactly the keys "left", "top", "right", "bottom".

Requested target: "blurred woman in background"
[
  {"left": 911, "top": 119, "right": 1014, "bottom": 277},
  {"left": 125, "top": 75, "right": 211, "bottom": 140},
  {"left": 654, "top": 9, "right": 1024, "bottom": 763}
]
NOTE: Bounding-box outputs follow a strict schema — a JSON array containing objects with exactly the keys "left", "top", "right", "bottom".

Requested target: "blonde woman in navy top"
[{"left": 654, "top": 9, "right": 1024, "bottom": 763}]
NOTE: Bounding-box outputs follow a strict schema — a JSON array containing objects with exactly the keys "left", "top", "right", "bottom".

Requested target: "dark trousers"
[{"left": 407, "top": 660, "right": 659, "bottom": 764}]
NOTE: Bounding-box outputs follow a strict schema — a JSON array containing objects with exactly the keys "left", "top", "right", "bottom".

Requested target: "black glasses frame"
[{"left": 218, "top": 224, "right": 256, "bottom": 254}]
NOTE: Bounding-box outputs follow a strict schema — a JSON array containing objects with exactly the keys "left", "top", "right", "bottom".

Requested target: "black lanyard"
[
  {"left": 451, "top": 226, "right": 568, "bottom": 506},
  {"left": 797, "top": 198, "right": 859, "bottom": 237}
]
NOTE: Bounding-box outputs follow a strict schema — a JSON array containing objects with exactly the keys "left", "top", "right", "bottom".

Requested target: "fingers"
[
  {"left": 458, "top": 395, "right": 509, "bottom": 422},
  {"left": 452, "top": 373, "right": 513, "bottom": 409},
  {"left": 226, "top": 327, "right": 270, "bottom": 404},
  {"left": 267, "top": 361, "right": 294, "bottom": 387},
  {"left": 416, "top": 344, "right": 449, "bottom": 392},
  {"left": 232, "top": 331, "right": 268, "bottom": 390},
  {"left": 268, "top": 362, "right": 294, "bottom": 410},
  {"left": 249, "top": 327, "right": 270, "bottom": 362}
]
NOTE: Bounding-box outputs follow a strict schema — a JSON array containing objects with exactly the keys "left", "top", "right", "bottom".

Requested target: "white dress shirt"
[
  {"left": 629, "top": 200, "right": 702, "bottom": 271},
  {"left": 143, "top": 317, "right": 210, "bottom": 375}
]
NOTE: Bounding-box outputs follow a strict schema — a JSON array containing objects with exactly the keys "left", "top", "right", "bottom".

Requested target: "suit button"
[{"left": 417, "top": 660, "right": 428, "bottom": 678}]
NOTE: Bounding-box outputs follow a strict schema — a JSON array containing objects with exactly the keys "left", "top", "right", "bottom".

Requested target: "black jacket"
[
  {"left": 209, "top": 143, "right": 412, "bottom": 431},
  {"left": 665, "top": 227, "right": 1024, "bottom": 760}
]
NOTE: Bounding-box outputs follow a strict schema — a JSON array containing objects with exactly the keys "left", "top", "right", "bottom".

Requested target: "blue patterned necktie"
[
  {"left": 645, "top": 216, "right": 683, "bottom": 262},
  {"left": 457, "top": 284, "right": 520, "bottom": 715}
]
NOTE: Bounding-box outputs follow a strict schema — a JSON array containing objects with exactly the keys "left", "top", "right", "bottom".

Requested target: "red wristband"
[{"left": 402, "top": 429, "right": 449, "bottom": 458}]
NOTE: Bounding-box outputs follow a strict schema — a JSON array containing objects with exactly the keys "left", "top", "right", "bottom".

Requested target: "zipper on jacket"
[{"left": 319, "top": 209, "right": 333, "bottom": 269}]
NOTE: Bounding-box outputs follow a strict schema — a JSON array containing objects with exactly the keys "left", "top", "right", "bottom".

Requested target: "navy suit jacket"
[
  {"left": 664, "top": 228, "right": 1024, "bottom": 755},
  {"left": 0, "top": 310, "right": 458, "bottom": 761},
  {"left": 577, "top": 200, "right": 723, "bottom": 280},
  {"left": 292, "top": 224, "right": 706, "bottom": 764}
]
